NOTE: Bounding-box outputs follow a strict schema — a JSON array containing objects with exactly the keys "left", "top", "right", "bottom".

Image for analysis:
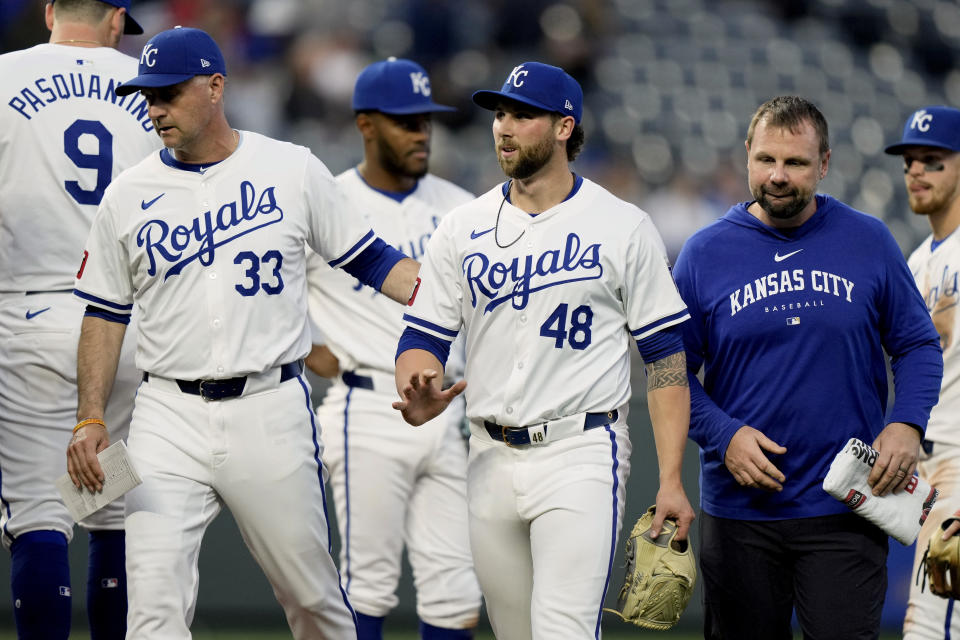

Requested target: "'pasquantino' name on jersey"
[
  {"left": 729, "top": 268, "right": 855, "bottom": 315},
  {"left": 138, "top": 180, "right": 282, "bottom": 279},
  {"left": 7, "top": 71, "right": 153, "bottom": 132},
  {"left": 463, "top": 231, "right": 602, "bottom": 313}
]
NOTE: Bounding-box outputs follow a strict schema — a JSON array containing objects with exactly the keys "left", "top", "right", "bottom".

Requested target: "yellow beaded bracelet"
[{"left": 73, "top": 418, "right": 106, "bottom": 433}]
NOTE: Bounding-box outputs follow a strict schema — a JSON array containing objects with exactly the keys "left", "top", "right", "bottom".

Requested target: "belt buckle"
[
  {"left": 198, "top": 380, "right": 217, "bottom": 402},
  {"left": 501, "top": 425, "right": 513, "bottom": 447}
]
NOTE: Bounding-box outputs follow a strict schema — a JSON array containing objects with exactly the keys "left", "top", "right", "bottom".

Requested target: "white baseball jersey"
[
  {"left": 404, "top": 176, "right": 690, "bottom": 425},
  {"left": 307, "top": 169, "right": 480, "bottom": 626},
  {"left": 0, "top": 43, "right": 156, "bottom": 543},
  {"left": 909, "top": 233, "right": 960, "bottom": 446},
  {"left": 0, "top": 43, "right": 158, "bottom": 292},
  {"left": 307, "top": 169, "right": 472, "bottom": 372},
  {"left": 76, "top": 130, "right": 376, "bottom": 379},
  {"left": 904, "top": 231, "right": 960, "bottom": 639}
]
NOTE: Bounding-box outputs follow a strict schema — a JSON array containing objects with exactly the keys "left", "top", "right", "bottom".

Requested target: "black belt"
[
  {"left": 143, "top": 360, "right": 302, "bottom": 401},
  {"left": 922, "top": 440, "right": 936, "bottom": 455},
  {"left": 342, "top": 371, "right": 374, "bottom": 390},
  {"left": 484, "top": 410, "right": 618, "bottom": 446},
  {"left": 25, "top": 289, "right": 73, "bottom": 295}
]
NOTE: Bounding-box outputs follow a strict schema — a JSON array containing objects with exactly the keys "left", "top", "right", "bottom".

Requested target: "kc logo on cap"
[
  {"left": 885, "top": 105, "right": 960, "bottom": 155},
  {"left": 117, "top": 27, "right": 227, "bottom": 96},
  {"left": 472, "top": 61, "right": 583, "bottom": 124},
  {"left": 352, "top": 58, "right": 455, "bottom": 115}
]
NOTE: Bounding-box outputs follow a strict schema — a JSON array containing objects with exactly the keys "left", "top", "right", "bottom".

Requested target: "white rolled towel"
[{"left": 822, "top": 437, "right": 939, "bottom": 545}]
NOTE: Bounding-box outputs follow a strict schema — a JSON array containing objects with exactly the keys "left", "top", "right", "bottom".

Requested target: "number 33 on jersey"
[{"left": 76, "top": 131, "right": 377, "bottom": 381}]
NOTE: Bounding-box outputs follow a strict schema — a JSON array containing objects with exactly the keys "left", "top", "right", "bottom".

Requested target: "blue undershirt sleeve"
[
  {"left": 636, "top": 325, "right": 684, "bottom": 363},
  {"left": 396, "top": 326, "right": 452, "bottom": 368},
  {"left": 340, "top": 237, "right": 406, "bottom": 292}
]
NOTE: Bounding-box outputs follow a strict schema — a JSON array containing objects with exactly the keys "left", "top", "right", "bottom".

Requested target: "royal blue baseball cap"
[
  {"left": 115, "top": 27, "right": 226, "bottom": 96},
  {"left": 352, "top": 58, "right": 455, "bottom": 114},
  {"left": 51, "top": 0, "right": 143, "bottom": 35},
  {"left": 472, "top": 62, "right": 583, "bottom": 124},
  {"left": 885, "top": 106, "right": 960, "bottom": 155}
]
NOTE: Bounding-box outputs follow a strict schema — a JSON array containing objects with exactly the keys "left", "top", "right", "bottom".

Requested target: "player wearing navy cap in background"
[
  {"left": 65, "top": 27, "right": 421, "bottom": 638},
  {"left": 0, "top": 1, "right": 155, "bottom": 638},
  {"left": 886, "top": 106, "right": 960, "bottom": 640},
  {"left": 673, "top": 96, "right": 942, "bottom": 639},
  {"left": 305, "top": 57, "right": 481, "bottom": 640},
  {"left": 394, "top": 61, "right": 695, "bottom": 638}
]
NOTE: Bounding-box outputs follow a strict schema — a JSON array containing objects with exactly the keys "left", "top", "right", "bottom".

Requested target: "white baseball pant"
[
  {"left": 124, "top": 370, "right": 356, "bottom": 639},
  {"left": 0, "top": 291, "right": 136, "bottom": 546},
  {"left": 904, "top": 441, "right": 960, "bottom": 639},
  {"left": 466, "top": 407, "right": 632, "bottom": 640},
  {"left": 316, "top": 371, "right": 480, "bottom": 628}
]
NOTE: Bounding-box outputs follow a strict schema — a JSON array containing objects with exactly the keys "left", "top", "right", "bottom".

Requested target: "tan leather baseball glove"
[
  {"left": 603, "top": 505, "right": 697, "bottom": 630},
  {"left": 927, "top": 516, "right": 960, "bottom": 598}
]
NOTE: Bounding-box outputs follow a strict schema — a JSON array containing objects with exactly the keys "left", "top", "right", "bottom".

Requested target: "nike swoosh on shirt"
[
  {"left": 470, "top": 227, "right": 494, "bottom": 240},
  {"left": 25, "top": 307, "right": 51, "bottom": 320},
  {"left": 141, "top": 193, "right": 165, "bottom": 209},
  {"left": 774, "top": 249, "right": 803, "bottom": 262}
]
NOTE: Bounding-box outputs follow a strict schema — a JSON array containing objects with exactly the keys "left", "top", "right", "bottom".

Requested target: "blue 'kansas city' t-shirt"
[{"left": 674, "top": 194, "right": 942, "bottom": 520}]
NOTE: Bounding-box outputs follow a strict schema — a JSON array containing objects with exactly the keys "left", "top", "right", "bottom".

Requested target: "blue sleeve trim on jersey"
[
  {"left": 631, "top": 309, "right": 690, "bottom": 338},
  {"left": 84, "top": 306, "right": 131, "bottom": 325},
  {"left": 396, "top": 326, "right": 452, "bottom": 366},
  {"left": 636, "top": 325, "right": 684, "bottom": 363},
  {"left": 402, "top": 313, "right": 459, "bottom": 338},
  {"left": 73, "top": 289, "right": 133, "bottom": 311},
  {"left": 339, "top": 238, "right": 406, "bottom": 291},
  {"left": 328, "top": 229, "right": 376, "bottom": 268}
]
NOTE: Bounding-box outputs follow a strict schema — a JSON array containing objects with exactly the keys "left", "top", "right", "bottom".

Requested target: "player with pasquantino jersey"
[
  {"left": 885, "top": 106, "right": 960, "bottom": 640},
  {"left": 0, "top": 1, "right": 156, "bottom": 638},
  {"left": 305, "top": 58, "right": 481, "bottom": 639},
  {"left": 393, "top": 62, "right": 695, "bottom": 639},
  {"left": 674, "top": 96, "right": 943, "bottom": 639},
  {"left": 65, "top": 27, "right": 420, "bottom": 638}
]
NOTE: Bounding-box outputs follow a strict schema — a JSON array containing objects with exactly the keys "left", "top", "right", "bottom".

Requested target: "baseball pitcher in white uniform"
[
  {"left": 65, "top": 27, "right": 420, "bottom": 639},
  {"left": 886, "top": 106, "right": 960, "bottom": 639},
  {"left": 0, "top": 1, "right": 155, "bottom": 638},
  {"left": 393, "top": 62, "right": 696, "bottom": 639},
  {"left": 306, "top": 58, "right": 481, "bottom": 639}
]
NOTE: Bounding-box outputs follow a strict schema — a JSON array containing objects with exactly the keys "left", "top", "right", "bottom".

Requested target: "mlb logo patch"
[
  {"left": 101, "top": 577, "right": 119, "bottom": 589},
  {"left": 59, "top": 586, "right": 71, "bottom": 597},
  {"left": 786, "top": 316, "right": 800, "bottom": 325}
]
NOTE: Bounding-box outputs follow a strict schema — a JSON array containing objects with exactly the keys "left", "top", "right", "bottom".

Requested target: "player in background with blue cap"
[
  {"left": 886, "top": 106, "right": 960, "bottom": 640},
  {"left": 394, "top": 61, "right": 695, "bottom": 638},
  {"left": 304, "top": 57, "right": 482, "bottom": 640},
  {"left": 66, "top": 27, "right": 423, "bottom": 638},
  {"left": 0, "top": 1, "right": 154, "bottom": 638}
]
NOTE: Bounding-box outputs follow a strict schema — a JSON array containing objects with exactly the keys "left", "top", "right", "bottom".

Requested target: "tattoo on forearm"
[{"left": 645, "top": 352, "right": 689, "bottom": 391}]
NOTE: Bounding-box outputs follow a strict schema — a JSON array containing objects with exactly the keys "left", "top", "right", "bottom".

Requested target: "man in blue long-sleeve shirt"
[{"left": 673, "top": 96, "right": 943, "bottom": 640}]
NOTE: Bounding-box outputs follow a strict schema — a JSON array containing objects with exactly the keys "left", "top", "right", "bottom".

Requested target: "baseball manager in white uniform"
[
  {"left": 393, "top": 62, "right": 695, "bottom": 639},
  {"left": 306, "top": 58, "right": 481, "bottom": 639},
  {"left": 0, "top": 1, "right": 155, "bottom": 637},
  {"left": 66, "top": 26, "right": 420, "bottom": 639}
]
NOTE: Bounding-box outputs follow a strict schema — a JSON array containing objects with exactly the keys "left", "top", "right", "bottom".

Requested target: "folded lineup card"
[
  {"left": 823, "top": 437, "right": 938, "bottom": 545},
  {"left": 56, "top": 439, "right": 141, "bottom": 523}
]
